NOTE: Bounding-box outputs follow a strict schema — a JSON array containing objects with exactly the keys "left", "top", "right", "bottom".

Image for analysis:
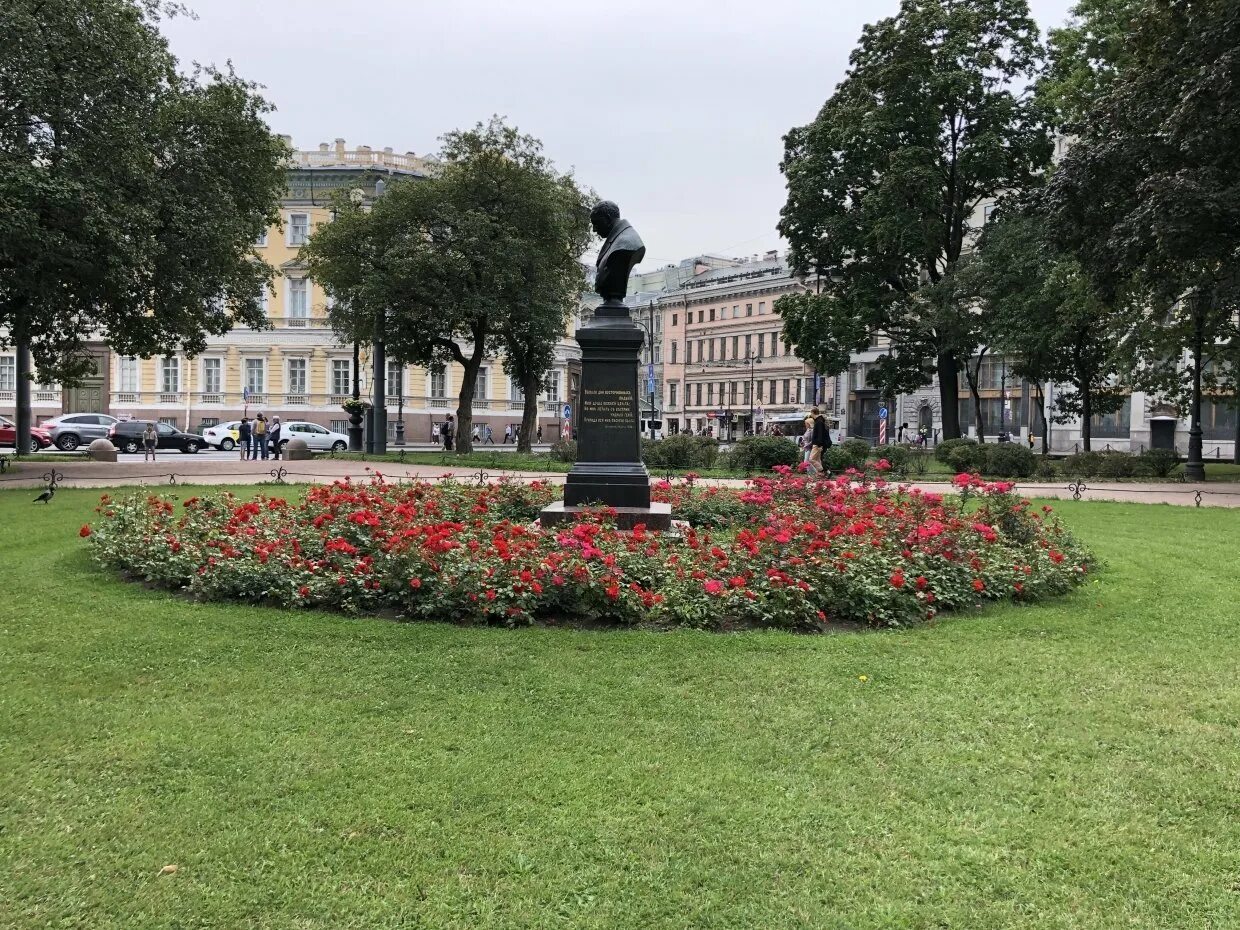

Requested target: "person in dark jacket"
[
  {"left": 237, "top": 417, "right": 252, "bottom": 461},
  {"left": 269, "top": 416, "right": 282, "bottom": 459}
]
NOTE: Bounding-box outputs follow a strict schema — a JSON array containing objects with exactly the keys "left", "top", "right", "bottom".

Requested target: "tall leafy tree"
[
  {"left": 303, "top": 118, "right": 590, "bottom": 454},
  {"left": 1043, "top": 0, "right": 1240, "bottom": 469},
  {"left": 0, "top": 0, "right": 288, "bottom": 453},
  {"left": 778, "top": 0, "right": 1052, "bottom": 439},
  {"left": 960, "top": 209, "right": 1132, "bottom": 451},
  {"left": 1037, "top": 0, "right": 1140, "bottom": 126}
]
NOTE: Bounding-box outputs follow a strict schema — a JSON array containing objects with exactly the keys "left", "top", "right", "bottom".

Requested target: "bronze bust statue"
[{"left": 591, "top": 201, "right": 645, "bottom": 307}]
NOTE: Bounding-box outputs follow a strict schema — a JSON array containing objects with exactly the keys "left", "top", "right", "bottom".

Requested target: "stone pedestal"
[
  {"left": 285, "top": 437, "right": 312, "bottom": 461},
  {"left": 544, "top": 303, "right": 670, "bottom": 531},
  {"left": 87, "top": 438, "right": 117, "bottom": 462}
]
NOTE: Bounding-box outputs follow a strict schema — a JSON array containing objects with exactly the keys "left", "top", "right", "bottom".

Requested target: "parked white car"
[
  {"left": 280, "top": 421, "right": 349, "bottom": 452},
  {"left": 201, "top": 421, "right": 242, "bottom": 451}
]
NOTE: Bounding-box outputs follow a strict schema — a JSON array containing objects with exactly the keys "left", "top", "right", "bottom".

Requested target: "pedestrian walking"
[
  {"left": 800, "top": 416, "right": 814, "bottom": 471},
  {"left": 238, "top": 417, "right": 252, "bottom": 461},
  {"left": 504, "top": 424, "right": 513, "bottom": 444},
  {"left": 441, "top": 414, "right": 455, "bottom": 451},
  {"left": 142, "top": 421, "right": 158, "bottom": 462},
  {"left": 472, "top": 424, "right": 481, "bottom": 443},
  {"left": 536, "top": 425, "right": 543, "bottom": 443},
  {"left": 254, "top": 413, "right": 269, "bottom": 460},
  {"left": 269, "top": 416, "right": 282, "bottom": 459},
  {"left": 483, "top": 424, "right": 495, "bottom": 444}
]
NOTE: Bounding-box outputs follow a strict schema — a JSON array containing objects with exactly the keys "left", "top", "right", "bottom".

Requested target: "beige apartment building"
[
  {"left": 658, "top": 255, "right": 832, "bottom": 438},
  {"left": 0, "top": 139, "right": 578, "bottom": 443}
]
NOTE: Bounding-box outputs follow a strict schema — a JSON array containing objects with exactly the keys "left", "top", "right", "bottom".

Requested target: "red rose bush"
[{"left": 86, "top": 471, "right": 1091, "bottom": 631}]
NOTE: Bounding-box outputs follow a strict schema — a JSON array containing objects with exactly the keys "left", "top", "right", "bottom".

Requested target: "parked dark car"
[
  {"left": 108, "top": 420, "right": 205, "bottom": 454},
  {"left": 0, "top": 415, "right": 54, "bottom": 452}
]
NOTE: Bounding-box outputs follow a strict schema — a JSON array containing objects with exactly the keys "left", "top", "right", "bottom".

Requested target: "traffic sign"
[
  {"left": 647, "top": 377, "right": 655, "bottom": 396},
  {"left": 647, "top": 362, "right": 654, "bottom": 380},
  {"left": 878, "top": 406, "right": 889, "bottom": 420},
  {"left": 562, "top": 403, "right": 571, "bottom": 420},
  {"left": 243, "top": 385, "right": 251, "bottom": 402}
]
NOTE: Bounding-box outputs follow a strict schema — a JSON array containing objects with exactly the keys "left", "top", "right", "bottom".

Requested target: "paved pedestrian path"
[{"left": 1, "top": 455, "right": 1238, "bottom": 507}]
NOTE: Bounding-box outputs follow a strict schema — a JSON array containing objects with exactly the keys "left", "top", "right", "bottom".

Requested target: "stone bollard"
[
  {"left": 87, "top": 438, "right": 118, "bottom": 463},
  {"left": 285, "top": 437, "right": 312, "bottom": 461}
]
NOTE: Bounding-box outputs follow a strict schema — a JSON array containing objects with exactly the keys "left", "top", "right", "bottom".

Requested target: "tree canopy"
[
  {"left": 302, "top": 118, "right": 590, "bottom": 454},
  {"left": 0, "top": 0, "right": 288, "bottom": 383},
  {"left": 778, "top": 0, "right": 1052, "bottom": 439}
]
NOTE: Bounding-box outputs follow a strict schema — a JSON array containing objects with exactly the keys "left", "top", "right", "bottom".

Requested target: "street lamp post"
[
  {"left": 370, "top": 309, "right": 386, "bottom": 455},
  {"left": 744, "top": 352, "right": 762, "bottom": 435},
  {"left": 348, "top": 339, "right": 363, "bottom": 452}
]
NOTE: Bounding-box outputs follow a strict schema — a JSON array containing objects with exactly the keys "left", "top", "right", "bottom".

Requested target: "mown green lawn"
[{"left": 2, "top": 486, "right": 1238, "bottom": 929}]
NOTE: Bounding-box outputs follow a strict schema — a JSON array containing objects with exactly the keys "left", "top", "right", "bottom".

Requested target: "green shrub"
[
  {"left": 906, "top": 447, "right": 931, "bottom": 476},
  {"left": 874, "top": 444, "right": 911, "bottom": 474},
  {"left": 550, "top": 439, "right": 577, "bottom": 463},
  {"left": 1095, "top": 452, "right": 1137, "bottom": 479},
  {"left": 726, "top": 435, "right": 801, "bottom": 473},
  {"left": 1034, "top": 456, "right": 1058, "bottom": 481},
  {"left": 642, "top": 434, "right": 719, "bottom": 470},
  {"left": 823, "top": 437, "right": 869, "bottom": 473},
  {"left": 983, "top": 443, "right": 1036, "bottom": 479},
  {"left": 1136, "top": 448, "right": 1179, "bottom": 478},
  {"left": 936, "top": 437, "right": 986, "bottom": 473},
  {"left": 934, "top": 437, "right": 976, "bottom": 464}
]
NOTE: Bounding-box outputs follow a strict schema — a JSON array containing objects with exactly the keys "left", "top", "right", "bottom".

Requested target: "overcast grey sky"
[{"left": 164, "top": 0, "right": 1076, "bottom": 269}]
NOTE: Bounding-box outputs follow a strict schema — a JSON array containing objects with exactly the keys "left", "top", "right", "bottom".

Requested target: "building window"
[
  {"left": 255, "top": 229, "right": 268, "bottom": 247},
  {"left": 730, "top": 382, "right": 738, "bottom": 403},
  {"left": 744, "top": 381, "right": 752, "bottom": 404},
  {"left": 772, "top": 332, "right": 780, "bottom": 355},
  {"left": 746, "top": 303, "right": 753, "bottom": 316},
  {"left": 707, "top": 383, "right": 715, "bottom": 405},
  {"left": 718, "top": 337, "right": 726, "bottom": 360},
  {"left": 1089, "top": 401, "right": 1131, "bottom": 438},
  {"left": 671, "top": 341, "right": 678, "bottom": 364},
  {"left": 158, "top": 416, "right": 178, "bottom": 428},
  {"left": 781, "top": 379, "right": 790, "bottom": 404},
  {"left": 118, "top": 357, "right": 139, "bottom": 393},
  {"left": 160, "top": 357, "right": 180, "bottom": 394},
  {"left": 288, "top": 213, "right": 310, "bottom": 246},
  {"left": 288, "top": 278, "right": 308, "bottom": 319},
  {"left": 287, "top": 358, "right": 307, "bottom": 395},
  {"left": 543, "top": 370, "right": 561, "bottom": 401},
  {"left": 386, "top": 360, "right": 403, "bottom": 398},
  {"left": 331, "top": 419, "right": 349, "bottom": 434},
  {"left": 744, "top": 334, "right": 752, "bottom": 357},
  {"left": 668, "top": 382, "right": 678, "bottom": 408},
  {"left": 0, "top": 355, "right": 15, "bottom": 391},
  {"left": 757, "top": 333, "right": 765, "bottom": 357},
  {"left": 475, "top": 367, "right": 488, "bottom": 400},
  {"left": 732, "top": 336, "right": 739, "bottom": 359},
  {"left": 671, "top": 313, "right": 678, "bottom": 327},
  {"left": 984, "top": 203, "right": 998, "bottom": 224},
  {"left": 654, "top": 345, "right": 661, "bottom": 364},
  {"left": 200, "top": 417, "right": 219, "bottom": 429},
  {"left": 695, "top": 383, "right": 702, "bottom": 406},
  {"left": 733, "top": 305, "right": 739, "bottom": 318},
  {"left": 430, "top": 368, "right": 447, "bottom": 400},
  {"left": 331, "top": 359, "right": 351, "bottom": 397},
  {"left": 709, "top": 308, "right": 715, "bottom": 322},
  {"left": 202, "top": 358, "right": 222, "bottom": 394},
  {"left": 258, "top": 285, "right": 270, "bottom": 315},
  {"left": 708, "top": 340, "right": 715, "bottom": 362},
  {"left": 759, "top": 301, "right": 766, "bottom": 314},
  {"left": 244, "top": 358, "right": 265, "bottom": 396},
  {"left": 769, "top": 379, "right": 776, "bottom": 402},
  {"left": 509, "top": 374, "right": 524, "bottom": 406},
  {"left": 1203, "top": 397, "right": 1238, "bottom": 440}
]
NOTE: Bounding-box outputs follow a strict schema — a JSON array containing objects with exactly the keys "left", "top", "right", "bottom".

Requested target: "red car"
[{"left": 0, "top": 415, "right": 54, "bottom": 453}]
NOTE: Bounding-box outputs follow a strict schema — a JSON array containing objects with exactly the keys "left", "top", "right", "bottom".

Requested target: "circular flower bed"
[{"left": 85, "top": 470, "right": 1092, "bottom": 631}]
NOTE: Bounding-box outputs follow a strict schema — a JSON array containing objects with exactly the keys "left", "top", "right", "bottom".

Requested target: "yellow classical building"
[{"left": 1, "top": 139, "right": 577, "bottom": 443}]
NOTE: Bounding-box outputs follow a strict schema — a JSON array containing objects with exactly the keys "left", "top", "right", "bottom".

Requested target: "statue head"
[{"left": 590, "top": 200, "right": 621, "bottom": 238}]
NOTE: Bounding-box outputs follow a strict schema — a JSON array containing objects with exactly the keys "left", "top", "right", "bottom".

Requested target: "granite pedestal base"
[{"left": 540, "top": 501, "right": 672, "bottom": 532}]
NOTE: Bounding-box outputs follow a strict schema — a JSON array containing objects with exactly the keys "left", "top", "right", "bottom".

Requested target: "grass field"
[{"left": 2, "top": 486, "right": 1239, "bottom": 929}]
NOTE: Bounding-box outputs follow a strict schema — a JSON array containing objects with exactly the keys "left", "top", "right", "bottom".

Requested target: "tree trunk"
[
  {"left": 455, "top": 360, "right": 481, "bottom": 455},
  {"left": 14, "top": 331, "right": 31, "bottom": 459},
  {"left": 937, "top": 351, "right": 961, "bottom": 440},
  {"left": 517, "top": 371, "right": 540, "bottom": 453},
  {"left": 1080, "top": 391, "right": 1092, "bottom": 452},
  {"left": 963, "top": 351, "right": 986, "bottom": 442},
  {"left": 1035, "top": 381, "right": 1049, "bottom": 455}
]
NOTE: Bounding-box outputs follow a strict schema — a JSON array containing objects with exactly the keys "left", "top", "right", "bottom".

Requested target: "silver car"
[
  {"left": 44, "top": 413, "right": 120, "bottom": 451},
  {"left": 280, "top": 421, "right": 349, "bottom": 452}
]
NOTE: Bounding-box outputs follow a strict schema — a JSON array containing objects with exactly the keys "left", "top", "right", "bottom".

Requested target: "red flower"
[
  {"left": 703, "top": 579, "right": 725, "bottom": 595},
  {"left": 605, "top": 585, "right": 620, "bottom": 600},
  {"left": 972, "top": 579, "right": 986, "bottom": 592},
  {"left": 298, "top": 585, "right": 310, "bottom": 597},
  {"left": 889, "top": 570, "right": 905, "bottom": 589},
  {"left": 409, "top": 578, "right": 422, "bottom": 589},
  {"left": 914, "top": 575, "right": 928, "bottom": 590},
  {"left": 79, "top": 524, "right": 91, "bottom": 538},
  {"left": 1048, "top": 550, "right": 1065, "bottom": 564}
]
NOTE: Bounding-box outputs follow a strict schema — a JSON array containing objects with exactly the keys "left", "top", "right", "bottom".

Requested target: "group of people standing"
[{"left": 236, "top": 413, "right": 282, "bottom": 461}]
